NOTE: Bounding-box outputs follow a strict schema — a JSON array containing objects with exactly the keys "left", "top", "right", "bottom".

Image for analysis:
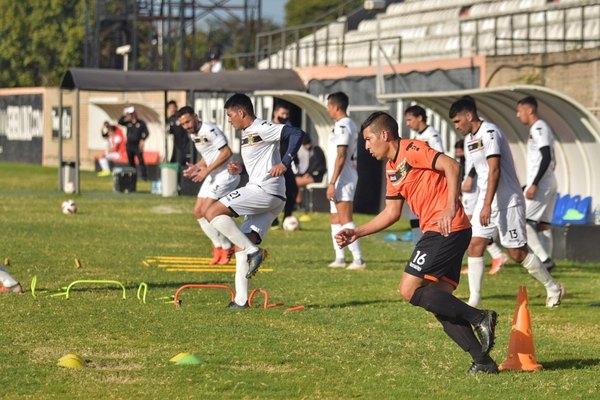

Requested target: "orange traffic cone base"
[{"left": 499, "top": 286, "right": 544, "bottom": 372}]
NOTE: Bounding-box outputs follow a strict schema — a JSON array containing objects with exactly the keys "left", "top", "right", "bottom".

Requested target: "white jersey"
[
  {"left": 415, "top": 125, "right": 445, "bottom": 153},
  {"left": 462, "top": 141, "right": 478, "bottom": 191},
  {"left": 466, "top": 120, "right": 523, "bottom": 210},
  {"left": 527, "top": 119, "right": 556, "bottom": 187},
  {"left": 191, "top": 121, "right": 232, "bottom": 178},
  {"left": 327, "top": 116, "right": 358, "bottom": 184},
  {"left": 241, "top": 118, "right": 286, "bottom": 197}
]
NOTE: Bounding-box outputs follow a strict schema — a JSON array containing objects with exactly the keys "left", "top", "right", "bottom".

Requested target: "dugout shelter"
[{"left": 58, "top": 68, "right": 313, "bottom": 193}]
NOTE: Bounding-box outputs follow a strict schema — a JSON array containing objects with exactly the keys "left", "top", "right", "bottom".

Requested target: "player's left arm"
[
  {"left": 433, "top": 153, "right": 461, "bottom": 236},
  {"left": 270, "top": 126, "right": 304, "bottom": 177},
  {"left": 525, "top": 146, "right": 551, "bottom": 199},
  {"left": 192, "top": 145, "right": 232, "bottom": 182},
  {"left": 336, "top": 199, "right": 404, "bottom": 248}
]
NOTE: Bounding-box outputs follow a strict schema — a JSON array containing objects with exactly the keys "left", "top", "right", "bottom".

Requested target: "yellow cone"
[
  {"left": 58, "top": 353, "right": 84, "bottom": 368},
  {"left": 169, "top": 352, "right": 191, "bottom": 363}
]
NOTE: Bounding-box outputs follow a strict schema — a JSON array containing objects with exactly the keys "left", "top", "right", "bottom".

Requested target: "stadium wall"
[{"left": 485, "top": 48, "right": 600, "bottom": 118}]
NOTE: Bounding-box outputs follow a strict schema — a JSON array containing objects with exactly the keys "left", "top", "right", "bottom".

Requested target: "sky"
[{"left": 261, "top": 0, "right": 287, "bottom": 24}]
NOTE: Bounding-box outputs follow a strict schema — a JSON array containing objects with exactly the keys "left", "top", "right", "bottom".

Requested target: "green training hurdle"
[{"left": 65, "top": 280, "right": 127, "bottom": 299}]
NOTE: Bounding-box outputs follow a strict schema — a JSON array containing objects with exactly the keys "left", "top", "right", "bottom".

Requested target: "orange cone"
[{"left": 499, "top": 286, "right": 543, "bottom": 371}]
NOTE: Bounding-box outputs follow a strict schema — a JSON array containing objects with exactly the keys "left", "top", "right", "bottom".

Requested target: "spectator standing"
[
  {"left": 118, "top": 106, "right": 149, "bottom": 181},
  {"left": 326, "top": 92, "right": 365, "bottom": 270},
  {"left": 167, "top": 100, "right": 192, "bottom": 166}
]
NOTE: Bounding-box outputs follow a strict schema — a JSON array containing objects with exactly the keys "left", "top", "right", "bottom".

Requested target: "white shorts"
[
  {"left": 471, "top": 202, "right": 527, "bottom": 249},
  {"left": 329, "top": 178, "right": 357, "bottom": 213},
  {"left": 461, "top": 190, "right": 478, "bottom": 216},
  {"left": 525, "top": 182, "right": 557, "bottom": 224},
  {"left": 198, "top": 171, "right": 240, "bottom": 200},
  {"left": 219, "top": 183, "right": 285, "bottom": 240},
  {"left": 105, "top": 152, "right": 122, "bottom": 161}
]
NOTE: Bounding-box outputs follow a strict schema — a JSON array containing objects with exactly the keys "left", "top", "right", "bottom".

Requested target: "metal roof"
[
  {"left": 60, "top": 68, "right": 306, "bottom": 92},
  {"left": 379, "top": 85, "right": 600, "bottom": 201}
]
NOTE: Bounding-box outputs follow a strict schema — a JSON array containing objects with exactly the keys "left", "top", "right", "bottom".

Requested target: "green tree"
[
  {"left": 0, "top": 0, "right": 85, "bottom": 87},
  {"left": 285, "top": 0, "right": 363, "bottom": 27}
]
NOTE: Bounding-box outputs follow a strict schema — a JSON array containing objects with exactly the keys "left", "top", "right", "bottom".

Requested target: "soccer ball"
[
  {"left": 61, "top": 199, "right": 78, "bottom": 214},
  {"left": 282, "top": 216, "right": 300, "bottom": 231}
]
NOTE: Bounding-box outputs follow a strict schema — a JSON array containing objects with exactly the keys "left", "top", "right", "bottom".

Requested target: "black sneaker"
[
  {"left": 474, "top": 310, "right": 498, "bottom": 356},
  {"left": 227, "top": 301, "right": 249, "bottom": 309},
  {"left": 246, "top": 248, "right": 268, "bottom": 279},
  {"left": 466, "top": 361, "right": 499, "bottom": 375}
]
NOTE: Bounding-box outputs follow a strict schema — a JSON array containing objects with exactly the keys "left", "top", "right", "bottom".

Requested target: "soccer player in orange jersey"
[{"left": 336, "top": 111, "right": 499, "bottom": 374}]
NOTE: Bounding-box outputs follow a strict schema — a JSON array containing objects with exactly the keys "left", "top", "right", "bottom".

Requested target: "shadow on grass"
[
  {"left": 306, "top": 299, "right": 401, "bottom": 309},
  {"left": 540, "top": 358, "right": 600, "bottom": 370},
  {"left": 35, "top": 279, "right": 231, "bottom": 293}
]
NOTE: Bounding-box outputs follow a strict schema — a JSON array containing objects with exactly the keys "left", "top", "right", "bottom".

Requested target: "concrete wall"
[{"left": 485, "top": 48, "right": 600, "bottom": 118}]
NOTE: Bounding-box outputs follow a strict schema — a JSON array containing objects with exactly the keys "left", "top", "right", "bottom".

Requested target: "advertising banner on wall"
[{"left": 0, "top": 94, "right": 44, "bottom": 163}]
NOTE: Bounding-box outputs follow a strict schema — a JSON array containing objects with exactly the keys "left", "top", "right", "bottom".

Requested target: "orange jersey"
[{"left": 385, "top": 139, "right": 470, "bottom": 233}]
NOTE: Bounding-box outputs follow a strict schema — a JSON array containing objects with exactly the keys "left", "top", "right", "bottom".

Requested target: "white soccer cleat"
[
  {"left": 346, "top": 259, "right": 366, "bottom": 270},
  {"left": 546, "top": 284, "right": 565, "bottom": 308},
  {"left": 328, "top": 259, "right": 347, "bottom": 268}
]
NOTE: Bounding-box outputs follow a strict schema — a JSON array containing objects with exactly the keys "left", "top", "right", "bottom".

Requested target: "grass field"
[{"left": 1, "top": 161, "right": 599, "bottom": 399}]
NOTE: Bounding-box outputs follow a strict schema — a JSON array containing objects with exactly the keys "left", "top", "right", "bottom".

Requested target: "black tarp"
[{"left": 60, "top": 68, "right": 306, "bottom": 92}]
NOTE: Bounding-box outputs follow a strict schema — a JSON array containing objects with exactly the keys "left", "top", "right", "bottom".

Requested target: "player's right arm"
[
  {"left": 336, "top": 199, "right": 403, "bottom": 248},
  {"left": 326, "top": 146, "right": 347, "bottom": 201},
  {"left": 482, "top": 156, "right": 500, "bottom": 226}
]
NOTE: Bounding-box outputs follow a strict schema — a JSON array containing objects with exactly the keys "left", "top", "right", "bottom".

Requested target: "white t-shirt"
[
  {"left": 415, "top": 125, "right": 445, "bottom": 153},
  {"left": 241, "top": 118, "right": 286, "bottom": 197},
  {"left": 465, "top": 120, "right": 523, "bottom": 210},
  {"left": 327, "top": 116, "right": 358, "bottom": 185},
  {"left": 527, "top": 119, "right": 556, "bottom": 187},
  {"left": 191, "top": 121, "right": 232, "bottom": 177}
]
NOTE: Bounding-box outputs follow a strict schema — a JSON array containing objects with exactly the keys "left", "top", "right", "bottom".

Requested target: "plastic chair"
[
  {"left": 576, "top": 196, "right": 593, "bottom": 224},
  {"left": 306, "top": 173, "right": 328, "bottom": 212},
  {"left": 559, "top": 194, "right": 581, "bottom": 225},
  {"left": 552, "top": 193, "right": 569, "bottom": 225}
]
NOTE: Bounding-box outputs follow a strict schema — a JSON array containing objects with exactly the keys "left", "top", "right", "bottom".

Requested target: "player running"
[
  {"left": 177, "top": 106, "right": 240, "bottom": 265},
  {"left": 204, "top": 93, "right": 304, "bottom": 308},
  {"left": 336, "top": 111, "right": 499, "bottom": 375}
]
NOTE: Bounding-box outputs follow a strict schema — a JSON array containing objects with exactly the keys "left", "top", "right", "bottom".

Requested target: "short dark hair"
[
  {"left": 167, "top": 100, "right": 178, "bottom": 108},
  {"left": 449, "top": 96, "right": 478, "bottom": 119},
  {"left": 274, "top": 101, "right": 291, "bottom": 112},
  {"left": 327, "top": 92, "right": 349, "bottom": 112},
  {"left": 454, "top": 139, "right": 464, "bottom": 149},
  {"left": 224, "top": 93, "right": 255, "bottom": 116},
  {"left": 404, "top": 105, "right": 427, "bottom": 122},
  {"left": 176, "top": 105, "right": 195, "bottom": 119},
  {"left": 361, "top": 111, "right": 399, "bottom": 139},
  {"left": 517, "top": 96, "right": 538, "bottom": 109}
]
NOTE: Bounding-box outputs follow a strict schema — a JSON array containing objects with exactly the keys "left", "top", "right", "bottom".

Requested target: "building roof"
[{"left": 60, "top": 68, "right": 306, "bottom": 92}]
